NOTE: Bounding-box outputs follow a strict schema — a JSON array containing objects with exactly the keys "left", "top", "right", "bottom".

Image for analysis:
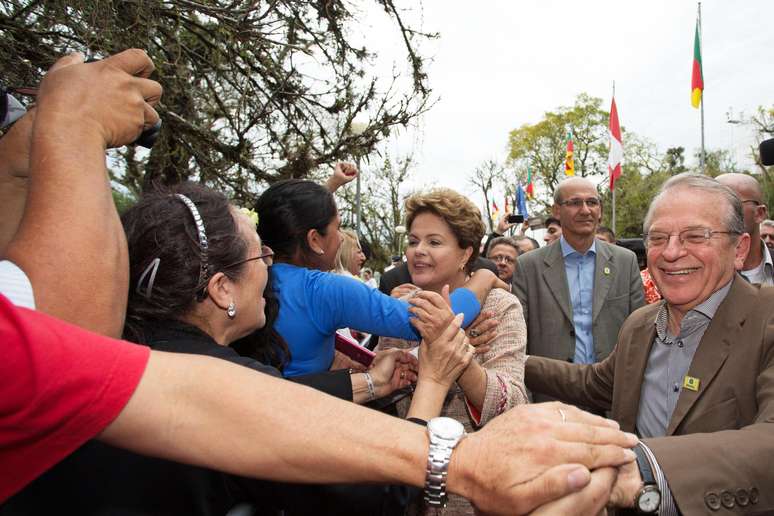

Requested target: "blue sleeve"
[
  {"left": 449, "top": 287, "right": 480, "bottom": 328},
  {"left": 306, "top": 272, "right": 480, "bottom": 340}
]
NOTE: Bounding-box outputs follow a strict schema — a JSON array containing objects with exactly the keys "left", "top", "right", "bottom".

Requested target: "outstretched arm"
[{"left": 102, "top": 350, "right": 638, "bottom": 512}]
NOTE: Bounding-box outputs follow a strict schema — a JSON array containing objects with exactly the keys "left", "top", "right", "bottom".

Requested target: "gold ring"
[
  {"left": 469, "top": 329, "right": 481, "bottom": 338},
  {"left": 400, "top": 371, "right": 406, "bottom": 379},
  {"left": 558, "top": 408, "right": 567, "bottom": 424}
]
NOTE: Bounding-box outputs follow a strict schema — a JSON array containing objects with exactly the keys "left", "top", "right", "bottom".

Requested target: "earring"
[
  {"left": 227, "top": 301, "right": 237, "bottom": 319},
  {"left": 317, "top": 249, "right": 325, "bottom": 255}
]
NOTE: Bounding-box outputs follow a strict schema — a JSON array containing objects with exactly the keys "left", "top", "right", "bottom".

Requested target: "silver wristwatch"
[{"left": 424, "top": 417, "right": 466, "bottom": 507}]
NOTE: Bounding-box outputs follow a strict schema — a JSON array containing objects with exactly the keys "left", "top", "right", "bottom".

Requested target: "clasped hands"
[{"left": 402, "top": 285, "right": 643, "bottom": 514}]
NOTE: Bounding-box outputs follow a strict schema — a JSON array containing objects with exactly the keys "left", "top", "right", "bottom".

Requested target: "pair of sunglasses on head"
[{"left": 0, "top": 76, "right": 161, "bottom": 148}]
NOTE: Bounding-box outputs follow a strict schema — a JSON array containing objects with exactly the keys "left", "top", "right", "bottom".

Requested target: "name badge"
[{"left": 683, "top": 376, "right": 700, "bottom": 392}]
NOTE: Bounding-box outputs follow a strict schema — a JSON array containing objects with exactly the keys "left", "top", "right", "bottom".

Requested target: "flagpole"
[
  {"left": 698, "top": 2, "right": 706, "bottom": 174},
  {"left": 611, "top": 81, "right": 616, "bottom": 236}
]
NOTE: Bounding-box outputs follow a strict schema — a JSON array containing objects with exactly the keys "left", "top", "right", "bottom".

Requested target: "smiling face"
[
  {"left": 646, "top": 188, "right": 749, "bottom": 317},
  {"left": 406, "top": 211, "right": 472, "bottom": 293},
  {"left": 762, "top": 223, "right": 774, "bottom": 250},
  {"left": 231, "top": 208, "right": 270, "bottom": 335}
]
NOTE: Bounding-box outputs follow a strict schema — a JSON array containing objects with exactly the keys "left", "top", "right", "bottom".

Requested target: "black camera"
[
  {"left": 507, "top": 214, "right": 524, "bottom": 224},
  {"left": 86, "top": 56, "right": 161, "bottom": 148}
]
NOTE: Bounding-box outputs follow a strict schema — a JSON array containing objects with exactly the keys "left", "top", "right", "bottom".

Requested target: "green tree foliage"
[
  {"left": 507, "top": 93, "right": 609, "bottom": 210},
  {"left": 1, "top": 0, "right": 436, "bottom": 203}
]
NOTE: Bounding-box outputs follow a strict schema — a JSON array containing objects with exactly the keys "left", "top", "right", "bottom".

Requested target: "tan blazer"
[
  {"left": 513, "top": 239, "right": 644, "bottom": 388},
  {"left": 526, "top": 276, "right": 774, "bottom": 514}
]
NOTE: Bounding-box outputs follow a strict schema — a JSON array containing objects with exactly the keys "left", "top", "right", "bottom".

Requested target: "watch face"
[
  {"left": 428, "top": 417, "right": 465, "bottom": 441},
  {"left": 639, "top": 489, "right": 661, "bottom": 512}
]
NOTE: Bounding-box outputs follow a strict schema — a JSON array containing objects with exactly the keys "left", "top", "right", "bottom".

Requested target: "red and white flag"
[{"left": 608, "top": 98, "right": 623, "bottom": 190}]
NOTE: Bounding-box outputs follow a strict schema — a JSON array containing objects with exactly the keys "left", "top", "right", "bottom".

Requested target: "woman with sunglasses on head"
[{"left": 254, "top": 179, "right": 506, "bottom": 378}]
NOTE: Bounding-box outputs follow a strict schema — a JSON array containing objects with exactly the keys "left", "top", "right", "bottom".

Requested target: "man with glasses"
[
  {"left": 761, "top": 220, "right": 774, "bottom": 251},
  {"left": 525, "top": 173, "right": 774, "bottom": 514},
  {"left": 514, "top": 177, "right": 644, "bottom": 402},
  {"left": 486, "top": 236, "right": 521, "bottom": 284},
  {"left": 717, "top": 173, "right": 774, "bottom": 286}
]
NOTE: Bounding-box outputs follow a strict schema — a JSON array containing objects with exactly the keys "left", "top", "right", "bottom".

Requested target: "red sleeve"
[{"left": 0, "top": 295, "right": 150, "bottom": 502}]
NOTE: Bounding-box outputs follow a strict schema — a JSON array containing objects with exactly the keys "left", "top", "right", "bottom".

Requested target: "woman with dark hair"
[
  {"left": 255, "top": 179, "right": 505, "bottom": 377},
  {"left": 3, "top": 182, "right": 434, "bottom": 516}
]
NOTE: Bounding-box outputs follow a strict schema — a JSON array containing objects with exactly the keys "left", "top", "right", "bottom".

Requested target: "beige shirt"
[{"left": 379, "top": 288, "right": 528, "bottom": 516}]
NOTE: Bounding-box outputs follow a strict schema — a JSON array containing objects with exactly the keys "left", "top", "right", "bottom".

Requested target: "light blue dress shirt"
[{"left": 560, "top": 236, "right": 597, "bottom": 364}]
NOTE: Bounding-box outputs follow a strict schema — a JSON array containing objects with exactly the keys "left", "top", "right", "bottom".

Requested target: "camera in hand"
[{"left": 507, "top": 214, "right": 524, "bottom": 224}]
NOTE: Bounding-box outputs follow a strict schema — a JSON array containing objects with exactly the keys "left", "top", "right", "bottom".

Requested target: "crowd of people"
[{"left": 1, "top": 48, "right": 773, "bottom": 516}]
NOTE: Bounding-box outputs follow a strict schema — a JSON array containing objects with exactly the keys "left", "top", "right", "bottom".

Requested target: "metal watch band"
[{"left": 424, "top": 440, "right": 454, "bottom": 506}]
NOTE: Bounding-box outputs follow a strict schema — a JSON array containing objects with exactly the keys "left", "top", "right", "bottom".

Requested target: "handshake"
[{"left": 445, "top": 402, "right": 643, "bottom": 515}]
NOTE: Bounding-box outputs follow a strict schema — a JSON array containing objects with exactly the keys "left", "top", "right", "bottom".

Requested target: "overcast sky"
[{"left": 361, "top": 0, "right": 773, "bottom": 205}]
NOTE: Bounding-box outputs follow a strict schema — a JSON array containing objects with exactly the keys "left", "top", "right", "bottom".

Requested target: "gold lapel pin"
[
  {"left": 683, "top": 375, "right": 700, "bottom": 392},
  {"left": 603, "top": 266, "right": 611, "bottom": 275}
]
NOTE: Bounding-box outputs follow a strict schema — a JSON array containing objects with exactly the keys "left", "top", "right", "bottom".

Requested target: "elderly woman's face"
[
  {"left": 406, "top": 212, "right": 472, "bottom": 292},
  {"left": 231, "top": 209, "right": 270, "bottom": 336}
]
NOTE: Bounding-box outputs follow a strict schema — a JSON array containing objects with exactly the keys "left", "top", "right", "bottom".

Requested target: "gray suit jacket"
[
  {"left": 513, "top": 240, "right": 644, "bottom": 364},
  {"left": 526, "top": 277, "right": 774, "bottom": 514}
]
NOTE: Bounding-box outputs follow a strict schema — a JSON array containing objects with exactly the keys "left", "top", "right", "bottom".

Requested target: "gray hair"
[
  {"left": 643, "top": 173, "right": 744, "bottom": 236},
  {"left": 762, "top": 219, "right": 774, "bottom": 230},
  {"left": 488, "top": 236, "right": 521, "bottom": 256}
]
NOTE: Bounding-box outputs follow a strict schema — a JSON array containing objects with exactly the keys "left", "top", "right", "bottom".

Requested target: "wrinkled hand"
[
  {"left": 390, "top": 282, "right": 419, "bottom": 299},
  {"left": 465, "top": 310, "right": 498, "bottom": 355},
  {"left": 408, "top": 286, "right": 455, "bottom": 343},
  {"left": 607, "top": 457, "right": 641, "bottom": 508},
  {"left": 418, "top": 312, "right": 473, "bottom": 388},
  {"left": 450, "top": 402, "right": 638, "bottom": 515},
  {"left": 326, "top": 162, "right": 358, "bottom": 192},
  {"left": 369, "top": 348, "right": 418, "bottom": 397},
  {"left": 35, "top": 49, "right": 162, "bottom": 148}
]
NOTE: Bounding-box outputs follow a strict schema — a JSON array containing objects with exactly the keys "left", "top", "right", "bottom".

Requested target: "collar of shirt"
[
  {"left": 654, "top": 279, "right": 733, "bottom": 342},
  {"left": 559, "top": 235, "right": 596, "bottom": 258}
]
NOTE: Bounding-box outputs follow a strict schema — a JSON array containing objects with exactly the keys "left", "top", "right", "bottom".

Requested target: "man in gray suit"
[{"left": 513, "top": 177, "right": 644, "bottom": 400}]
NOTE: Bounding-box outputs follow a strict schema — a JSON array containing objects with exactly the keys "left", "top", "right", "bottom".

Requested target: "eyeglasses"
[
  {"left": 643, "top": 228, "right": 740, "bottom": 249},
  {"left": 558, "top": 198, "right": 601, "bottom": 209},
  {"left": 224, "top": 245, "right": 274, "bottom": 268},
  {"left": 741, "top": 200, "right": 762, "bottom": 207},
  {"left": 490, "top": 254, "right": 515, "bottom": 265}
]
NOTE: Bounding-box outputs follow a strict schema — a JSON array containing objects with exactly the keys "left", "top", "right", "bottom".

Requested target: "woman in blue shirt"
[{"left": 255, "top": 178, "right": 503, "bottom": 377}]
